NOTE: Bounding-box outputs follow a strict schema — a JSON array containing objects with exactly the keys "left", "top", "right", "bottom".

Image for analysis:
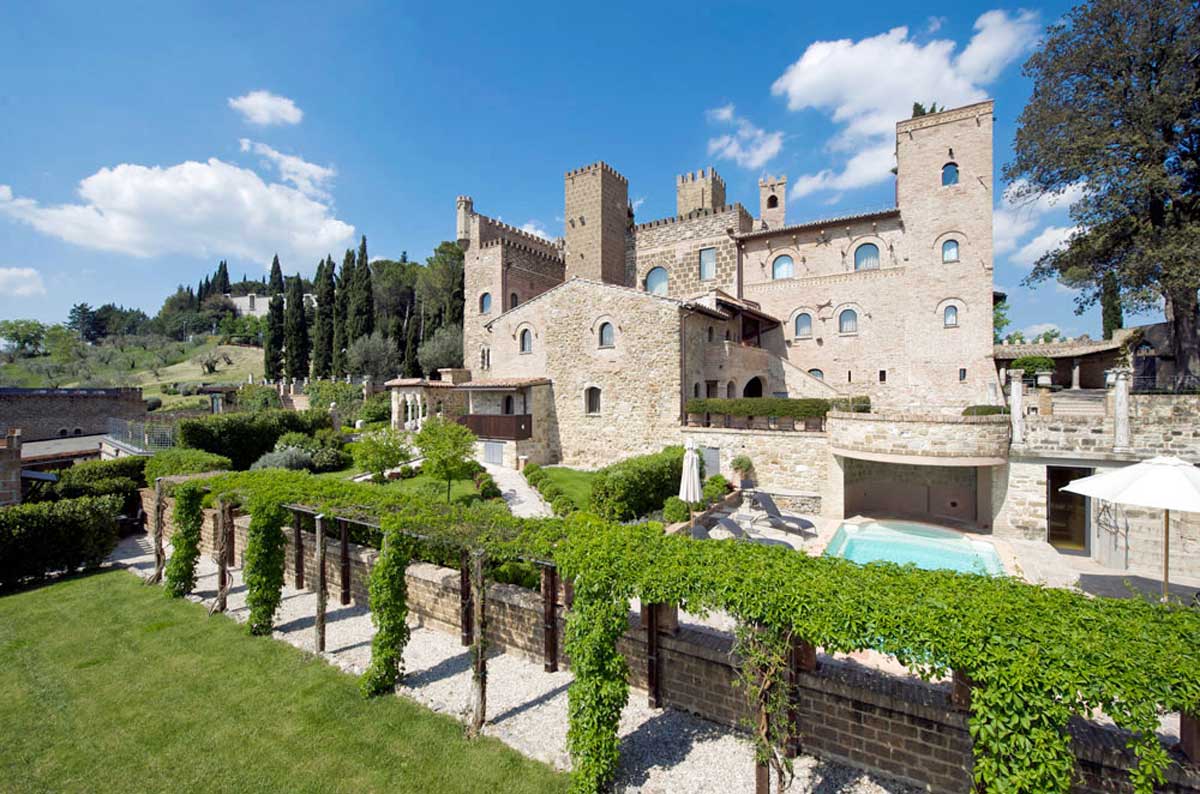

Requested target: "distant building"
[{"left": 225, "top": 292, "right": 316, "bottom": 319}]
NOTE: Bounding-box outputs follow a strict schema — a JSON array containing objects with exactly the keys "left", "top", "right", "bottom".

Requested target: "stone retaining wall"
[{"left": 828, "top": 411, "right": 1010, "bottom": 462}]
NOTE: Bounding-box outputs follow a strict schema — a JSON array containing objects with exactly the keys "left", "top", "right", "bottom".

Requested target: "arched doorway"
[{"left": 742, "top": 376, "right": 764, "bottom": 398}]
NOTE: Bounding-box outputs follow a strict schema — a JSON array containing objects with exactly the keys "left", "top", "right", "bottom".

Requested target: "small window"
[
  {"left": 598, "top": 322, "right": 614, "bottom": 348},
  {"left": 509, "top": 292, "right": 519, "bottom": 309},
  {"left": 479, "top": 292, "right": 492, "bottom": 313},
  {"left": 699, "top": 247, "right": 717, "bottom": 281},
  {"left": 942, "top": 240, "right": 959, "bottom": 263},
  {"left": 847, "top": 371, "right": 853, "bottom": 383},
  {"left": 944, "top": 306, "right": 959, "bottom": 327},
  {"left": 879, "top": 370, "right": 887, "bottom": 383},
  {"left": 585, "top": 387, "right": 601, "bottom": 415},
  {"left": 726, "top": 381, "right": 736, "bottom": 398},
  {"left": 502, "top": 395, "right": 514, "bottom": 415},
  {"left": 838, "top": 309, "right": 858, "bottom": 334},
  {"left": 693, "top": 383, "right": 701, "bottom": 398},
  {"left": 724, "top": 329, "right": 731, "bottom": 341},
  {"left": 519, "top": 329, "right": 532, "bottom": 354},
  {"left": 794, "top": 312, "right": 812, "bottom": 338},
  {"left": 771, "top": 255, "right": 794, "bottom": 280},
  {"left": 766, "top": 194, "right": 779, "bottom": 209},
  {"left": 959, "top": 367, "right": 968, "bottom": 382},
  {"left": 707, "top": 326, "right": 714, "bottom": 343},
  {"left": 942, "top": 163, "right": 959, "bottom": 186},
  {"left": 853, "top": 244, "right": 879, "bottom": 271},
  {"left": 807, "top": 369, "right": 824, "bottom": 380},
  {"left": 58, "top": 428, "right": 68, "bottom": 437},
  {"left": 645, "top": 267, "right": 668, "bottom": 295}
]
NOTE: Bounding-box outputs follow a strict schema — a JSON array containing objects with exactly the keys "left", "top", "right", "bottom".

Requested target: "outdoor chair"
[
  {"left": 747, "top": 492, "right": 815, "bottom": 536},
  {"left": 710, "top": 517, "right": 749, "bottom": 540}
]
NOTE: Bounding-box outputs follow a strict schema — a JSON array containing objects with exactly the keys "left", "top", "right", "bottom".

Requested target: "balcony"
[{"left": 457, "top": 414, "right": 533, "bottom": 441}]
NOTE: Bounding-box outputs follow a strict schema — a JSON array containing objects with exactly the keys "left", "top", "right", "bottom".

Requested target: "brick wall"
[{"left": 0, "top": 387, "right": 146, "bottom": 441}]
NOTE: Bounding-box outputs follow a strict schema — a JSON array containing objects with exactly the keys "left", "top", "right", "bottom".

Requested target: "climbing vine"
[
  {"left": 733, "top": 622, "right": 795, "bottom": 792},
  {"left": 163, "top": 482, "right": 203, "bottom": 598},
  {"left": 243, "top": 496, "right": 288, "bottom": 635},
  {"left": 361, "top": 528, "right": 414, "bottom": 697}
]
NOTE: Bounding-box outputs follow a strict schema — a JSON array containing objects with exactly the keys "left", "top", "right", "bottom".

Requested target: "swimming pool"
[{"left": 824, "top": 520, "right": 1004, "bottom": 575}]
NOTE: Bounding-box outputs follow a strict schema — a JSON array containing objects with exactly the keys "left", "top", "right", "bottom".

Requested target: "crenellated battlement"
[
  {"left": 758, "top": 174, "right": 787, "bottom": 188},
  {"left": 479, "top": 236, "right": 565, "bottom": 264},
  {"left": 633, "top": 203, "right": 749, "bottom": 232},
  {"left": 677, "top": 166, "right": 725, "bottom": 188},
  {"left": 564, "top": 161, "right": 628, "bottom": 184},
  {"left": 479, "top": 216, "right": 562, "bottom": 252}
]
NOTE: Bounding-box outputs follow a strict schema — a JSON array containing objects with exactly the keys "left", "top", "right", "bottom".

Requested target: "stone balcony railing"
[{"left": 827, "top": 410, "right": 1011, "bottom": 465}]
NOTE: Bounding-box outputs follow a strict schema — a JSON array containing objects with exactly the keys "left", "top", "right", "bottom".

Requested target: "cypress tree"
[
  {"left": 283, "top": 274, "right": 310, "bottom": 379},
  {"left": 264, "top": 293, "right": 285, "bottom": 381},
  {"left": 268, "top": 254, "right": 285, "bottom": 294},
  {"left": 357, "top": 235, "right": 375, "bottom": 337},
  {"left": 331, "top": 250, "right": 354, "bottom": 377},
  {"left": 402, "top": 317, "right": 421, "bottom": 378},
  {"left": 346, "top": 239, "right": 374, "bottom": 342},
  {"left": 1101, "top": 272, "right": 1124, "bottom": 340},
  {"left": 214, "top": 260, "right": 231, "bottom": 294},
  {"left": 311, "top": 255, "right": 335, "bottom": 378}
]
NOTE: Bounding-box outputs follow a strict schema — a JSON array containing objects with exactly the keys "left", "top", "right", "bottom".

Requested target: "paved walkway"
[
  {"left": 106, "top": 534, "right": 911, "bottom": 794},
  {"left": 485, "top": 463, "right": 553, "bottom": 518}
]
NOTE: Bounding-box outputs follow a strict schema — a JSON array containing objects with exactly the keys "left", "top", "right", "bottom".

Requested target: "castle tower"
[
  {"left": 456, "top": 195, "right": 474, "bottom": 248},
  {"left": 676, "top": 167, "right": 726, "bottom": 216},
  {"left": 758, "top": 175, "right": 787, "bottom": 228},
  {"left": 563, "top": 162, "right": 629, "bottom": 284}
]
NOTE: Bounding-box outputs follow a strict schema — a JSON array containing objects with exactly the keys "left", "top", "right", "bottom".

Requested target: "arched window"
[
  {"left": 73, "top": 428, "right": 82, "bottom": 436},
  {"left": 502, "top": 395, "right": 514, "bottom": 415},
  {"left": 742, "top": 376, "right": 764, "bottom": 398},
  {"left": 808, "top": 369, "right": 824, "bottom": 380},
  {"left": 944, "top": 306, "right": 959, "bottom": 328},
  {"left": 794, "top": 313, "right": 812, "bottom": 338},
  {"left": 942, "top": 162, "right": 959, "bottom": 186},
  {"left": 598, "top": 322, "right": 614, "bottom": 348},
  {"left": 519, "top": 329, "right": 532, "bottom": 354},
  {"left": 479, "top": 292, "right": 492, "bottom": 313},
  {"left": 726, "top": 381, "right": 736, "bottom": 398},
  {"left": 645, "top": 267, "right": 668, "bottom": 295},
  {"left": 693, "top": 383, "right": 701, "bottom": 398},
  {"left": 942, "top": 239, "right": 960, "bottom": 263},
  {"left": 707, "top": 326, "right": 714, "bottom": 343},
  {"left": 509, "top": 292, "right": 519, "bottom": 309},
  {"left": 724, "top": 329, "right": 731, "bottom": 341},
  {"left": 766, "top": 194, "right": 779, "bottom": 209},
  {"left": 771, "top": 255, "right": 794, "bottom": 280},
  {"left": 58, "top": 428, "right": 68, "bottom": 438},
  {"left": 838, "top": 309, "right": 858, "bottom": 334},
  {"left": 853, "top": 243, "right": 879, "bottom": 271},
  {"left": 585, "top": 387, "right": 601, "bottom": 415}
]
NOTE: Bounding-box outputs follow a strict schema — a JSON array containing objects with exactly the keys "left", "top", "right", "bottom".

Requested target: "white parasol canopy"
[
  {"left": 679, "top": 438, "right": 703, "bottom": 504},
  {"left": 1061, "top": 456, "right": 1200, "bottom": 600}
]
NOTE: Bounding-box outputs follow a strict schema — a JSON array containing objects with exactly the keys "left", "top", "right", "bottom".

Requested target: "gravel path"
[
  {"left": 108, "top": 534, "right": 915, "bottom": 793},
  {"left": 486, "top": 462, "right": 553, "bottom": 518}
]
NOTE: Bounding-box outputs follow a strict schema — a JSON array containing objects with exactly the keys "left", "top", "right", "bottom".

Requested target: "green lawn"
[
  {"left": 0, "top": 571, "right": 566, "bottom": 794},
  {"left": 388, "top": 473, "right": 480, "bottom": 504},
  {"left": 537, "top": 467, "right": 596, "bottom": 511}
]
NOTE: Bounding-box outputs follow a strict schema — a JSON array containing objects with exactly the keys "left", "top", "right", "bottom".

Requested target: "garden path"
[{"left": 486, "top": 463, "right": 553, "bottom": 518}]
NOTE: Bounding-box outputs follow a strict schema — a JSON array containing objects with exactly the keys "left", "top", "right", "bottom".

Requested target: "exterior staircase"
[{"left": 1050, "top": 389, "right": 1107, "bottom": 417}]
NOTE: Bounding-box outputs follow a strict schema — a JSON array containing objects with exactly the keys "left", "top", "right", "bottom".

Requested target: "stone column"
[
  {"left": 1071, "top": 358, "right": 1081, "bottom": 389},
  {"left": 329, "top": 402, "right": 339, "bottom": 432},
  {"left": 1113, "top": 367, "right": 1132, "bottom": 452},
  {"left": 405, "top": 394, "right": 414, "bottom": 430},
  {"left": 1008, "top": 370, "right": 1025, "bottom": 446},
  {"left": 391, "top": 390, "right": 400, "bottom": 430}
]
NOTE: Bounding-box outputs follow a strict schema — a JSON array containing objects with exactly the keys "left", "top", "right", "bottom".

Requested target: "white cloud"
[
  {"left": 631, "top": 196, "right": 646, "bottom": 212},
  {"left": 1024, "top": 321, "right": 1061, "bottom": 338},
  {"left": 0, "top": 267, "right": 46, "bottom": 297},
  {"left": 239, "top": 139, "right": 335, "bottom": 200},
  {"left": 770, "top": 10, "right": 1039, "bottom": 197},
  {"left": 228, "top": 90, "right": 303, "bottom": 126},
  {"left": 520, "top": 221, "right": 552, "bottom": 240},
  {"left": 994, "top": 179, "right": 1085, "bottom": 254},
  {"left": 1013, "top": 225, "right": 1077, "bottom": 268},
  {"left": 926, "top": 16, "right": 946, "bottom": 34},
  {"left": 705, "top": 104, "right": 784, "bottom": 169},
  {"left": 0, "top": 159, "right": 354, "bottom": 267}
]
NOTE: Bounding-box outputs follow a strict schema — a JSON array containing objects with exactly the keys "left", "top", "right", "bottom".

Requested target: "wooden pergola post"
[
  {"left": 468, "top": 550, "right": 488, "bottom": 737},
  {"left": 210, "top": 500, "right": 231, "bottom": 615},
  {"left": 146, "top": 477, "right": 165, "bottom": 584},
  {"left": 339, "top": 518, "right": 351, "bottom": 605},
  {"left": 787, "top": 636, "right": 817, "bottom": 757},
  {"left": 459, "top": 550, "right": 473, "bottom": 646},
  {"left": 292, "top": 511, "right": 304, "bottom": 590},
  {"left": 1182, "top": 713, "right": 1198, "bottom": 764},
  {"left": 540, "top": 564, "right": 558, "bottom": 673},
  {"left": 314, "top": 514, "right": 327, "bottom": 653},
  {"left": 645, "top": 602, "right": 661, "bottom": 708}
]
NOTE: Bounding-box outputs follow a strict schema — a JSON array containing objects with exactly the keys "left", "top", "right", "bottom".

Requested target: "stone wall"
[
  {"left": 631, "top": 204, "right": 752, "bottom": 298},
  {"left": 0, "top": 387, "right": 146, "bottom": 441},
  {"left": 564, "top": 162, "right": 628, "bottom": 284},
  {"left": 828, "top": 411, "right": 1010, "bottom": 462},
  {"left": 680, "top": 426, "right": 830, "bottom": 499},
  {"left": 0, "top": 429, "right": 21, "bottom": 506},
  {"left": 844, "top": 458, "right": 980, "bottom": 525}
]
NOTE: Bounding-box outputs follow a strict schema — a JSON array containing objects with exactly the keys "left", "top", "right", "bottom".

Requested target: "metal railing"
[{"left": 106, "top": 417, "right": 175, "bottom": 452}]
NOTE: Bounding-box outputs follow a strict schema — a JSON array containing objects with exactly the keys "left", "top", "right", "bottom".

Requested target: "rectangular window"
[
  {"left": 699, "top": 247, "right": 717, "bottom": 281},
  {"left": 878, "top": 370, "right": 886, "bottom": 383},
  {"left": 847, "top": 370, "right": 853, "bottom": 383},
  {"left": 959, "top": 367, "right": 968, "bottom": 382}
]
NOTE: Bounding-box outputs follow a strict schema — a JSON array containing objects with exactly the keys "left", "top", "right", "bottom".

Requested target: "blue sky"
[{"left": 0, "top": 1, "right": 1157, "bottom": 337}]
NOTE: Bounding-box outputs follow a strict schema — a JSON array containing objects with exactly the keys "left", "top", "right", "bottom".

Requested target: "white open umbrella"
[
  {"left": 679, "top": 438, "right": 703, "bottom": 528},
  {"left": 1060, "top": 456, "right": 1200, "bottom": 601}
]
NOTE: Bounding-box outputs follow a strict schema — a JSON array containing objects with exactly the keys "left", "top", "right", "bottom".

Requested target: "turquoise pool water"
[{"left": 825, "top": 520, "right": 1004, "bottom": 575}]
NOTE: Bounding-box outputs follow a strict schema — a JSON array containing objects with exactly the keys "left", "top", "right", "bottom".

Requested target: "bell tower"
[{"left": 758, "top": 175, "right": 787, "bottom": 228}]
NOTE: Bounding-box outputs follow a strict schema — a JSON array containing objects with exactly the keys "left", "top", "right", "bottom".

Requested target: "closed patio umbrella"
[
  {"left": 679, "top": 438, "right": 703, "bottom": 529},
  {"left": 1060, "top": 456, "right": 1200, "bottom": 601}
]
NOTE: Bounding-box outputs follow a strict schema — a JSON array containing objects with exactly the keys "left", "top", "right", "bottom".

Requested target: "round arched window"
[
  {"left": 772, "top": 255, "right": 794, "bottom": 280},
  {"left": 766, "top": 194, "right": 779, "bottom": 209},
  {"left": 794, "top": 312, "right": 812, "bottom": 338},
  {"left": 944, "top": 306, "right": 959, "bottom": 327},
  {"left": 942, "top": 239, "right": 960, "bottom": 263},
  {"left": 807, "top": 369, "right": 824, "bottom": 380},
  {"left": 645, "top": 267, "right": 668, "bottom": 295},
  {"left": 838, "top": 309, "right": 858, "bottom": 334},
  {"left": 598, "top": 322, "right": 614, "bottom": 348},
  {"left": 519, "top": 329, "right": 532, "bottom": 353},
  {"left": 479, "top": 292, "right": 492, "bottom": 313},
  {"left": 509, "top": 292, "right": 519, "bottom": 309},
  {"left": 853, "top": 244, "right": 879, "bottom": 271},
  {"left": 942, "top": 163, "right": 959, "bottom": 186}
]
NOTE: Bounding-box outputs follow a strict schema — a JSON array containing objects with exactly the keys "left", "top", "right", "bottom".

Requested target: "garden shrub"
[
  {"left": 476, "top": 472, "right": 502, "bottom": 500},
  {"left": 306, "top": 380, "right": 362, "bottom": 414},
  {"left": 274, "top": 431, "right": 322, "bottom": 455},
  {"left": 311, "top": 447, "right": 349, "bottom": 473},
  {"left": 962, "top": 405, "right": 1011, "bottom": 416},
  {"left": 353, "top": 428, "right": 411, "bottom": 481},
  {"left": 235, "top": 383, "right": 282, "bottom": 412},
  {"left": 662, "top": 496, "right": 690, "bottom": 524},
  {"left": 525, "top": 468, "right": 546, "bottom": 488},
  {"left": 539, "top": 482, "right": 563, "bottom": 502},
  {"left": 312, "top": 427, "right": 344, "bottom": 449},
  {"left": 177, "top": 408, "right": 330, "bottom": 469},
  {"left": 522, "top": 462, "right": 542, "bottom": 478},
  {"left": 588, "top": 446, "right": 689, "bottom": 521},
  {"left": 685, "top": 397, "right": 831, "bottom": 419},
  {"left": 358, "top": 392, "right": 392, "bottom": 424},
  {"left": 361, "top": 530, "right": 414, "bottom": 697},
  {"left": 163, "top": 482, "right": 203, "bottom": 598},
  {"left": 551, "top": 495, "right": 575, "bottom": 517},
  {"left": 144, "top": 448, "right": 232, "bottom": 482},
  {"left": 414, "top": 417, "right": 477, "bottom": 503},
  {"left": 1011, "top": 355, "right": 1056, "bottom": 373},
  {"left": 0, "top": 495, "right": 122, "bottom": 589},
  {"left": 56, "top": 456, "right": 147, "bottom": 490},
  {"left": 493, "top": 560, "right": 540, "bottom": 590},
  {"left": 250, "top": 448, "right": 314, "bottom": 472},
  {"left": 702, "top": 474, "right": 730, "bottom": 505},
  {"left": 51, "top": 476, "right": 140, "bottom": 514},
  {"left": 145, "top": 396, "right": 163, "bottom": 412},
  {"left": 243, "top": 497, "right": 288, "bottom": 635}
]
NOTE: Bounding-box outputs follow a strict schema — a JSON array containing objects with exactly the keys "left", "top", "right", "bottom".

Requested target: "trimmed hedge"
[
  {"left": 830, "top": 395, "right": 872, "bottom": 413},
  {"left": 0, "top": 495, "right": 122, "bottom": 590},
  {"left": 144, "top": 448, "right": 232, "bottom": 482},
  {"left": 177, "top": 408, "right": 331, "bottom": 470},
  {"left": 56, "top": 456, "right": 147, "bottom": 490},
  {"left": 1011, "top": 355, "right": 1056, "bottom": 373},
  {"left": 962, "top": 405, "right": 1011, "bottom": 416},
  {"left": 686, "top": 397, "right": 830, "bottom": 419},
  {"left": 589, "top": 446, "right": 692, "bottom": 522}
]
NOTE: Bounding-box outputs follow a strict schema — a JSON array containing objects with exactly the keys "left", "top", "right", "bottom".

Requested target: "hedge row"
[
  {"left": 55, "top": 456, "right": 147, "bottom": 490},
  {"left": 0, "top": 495, "right": 123, "bottom": 590},
  {"left": 686, "top": 397, "right": 831, "bottom": 419},
  {"left": 1010, "top": 355, "right": 1056, "bottom": 373},
  {"left": 144, "top": 448, "right": 233, "bottom": 482},
  {"left": 962, "top": 405, "right": 1011, "bottom": 416},
  {"left": 177, "top": 409, "right": 331, "bottom": 470},
  {"left": 588, "top": 446, "right": 693, "bottom": 522}
]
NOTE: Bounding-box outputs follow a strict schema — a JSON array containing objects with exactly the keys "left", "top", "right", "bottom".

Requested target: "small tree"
[
  {"left": 417, "top": 323, "right": 463, "bottom": 373},
  {"left": 352, "top": 428, "right": 410, "bottom": 482},
  {"left": 347, "top": 331, "right": 399, "bottom": 383},
  {"left": 414, "top": 416, "right": 477, "bottom": 503}
]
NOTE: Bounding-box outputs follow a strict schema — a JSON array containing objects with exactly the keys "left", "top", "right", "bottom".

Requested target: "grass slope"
[
  {"left": 538, "top": 467, "right": 595, "bottom": 511},
  {"left": 0, "top": 570, "right": 565, "bottom": 794}
]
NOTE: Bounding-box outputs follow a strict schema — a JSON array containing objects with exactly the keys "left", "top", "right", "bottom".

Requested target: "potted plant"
[
  {"left": 731, "top": 454, "right": 754, "bottom": 488},
  {"left": 1035, "top": 370, "right": 1054, "bottom": 388}
]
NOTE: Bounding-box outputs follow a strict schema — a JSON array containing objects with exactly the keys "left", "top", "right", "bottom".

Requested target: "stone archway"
[{"left": 742, "top": 376, "right": 764, "bottom": 398}]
